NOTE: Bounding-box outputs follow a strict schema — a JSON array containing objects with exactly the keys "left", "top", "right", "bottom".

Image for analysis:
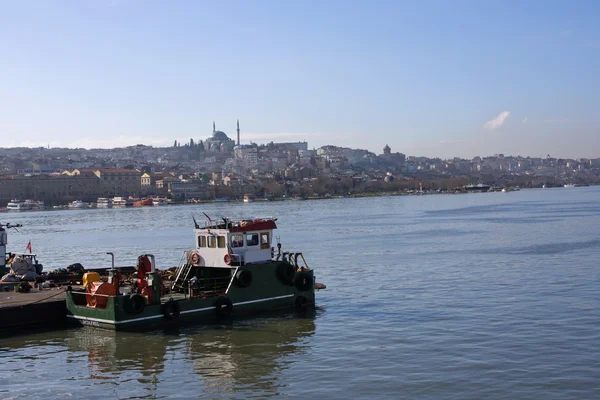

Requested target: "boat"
[
  {"left": 112, "top": 197, "right": 134, "bottom": 207},
  {"left": 564, "top": 183, "right": 588, "bottom": 188},
  {"left": 243, "top": 194, "right": 255, "bottom": 203},
  {"left": 464, "top": 184, "right": 491, "bottom": 193},
  {"left": 97, "top": 198, "right": 113, "bottom": 208},
  {"left": 65, "top": 216, "right": 321, "bottom": 330},
  {"left": 1, "top": 223, "right": 22, "bottom": 276},
  {"left": 6, "top": 200, "right": 31, "bottom": 211},
  {"left": 68, "top": 200, "right": 90, "bottom": 209},
  {"left": 152, "top": 198, "right": 168, "bottom": 206},
  {"left": 1, "top": 223, "right": 44, "bottom": 281},
  {"left": 24, "top": 200, "right": 45, "bottom": 210},
  {"left": 133, "top": 198, "right": 153, "bottom": 207}
]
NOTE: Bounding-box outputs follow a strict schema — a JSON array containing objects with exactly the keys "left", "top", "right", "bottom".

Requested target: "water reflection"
[
  {"left": 184, "top": 313, "right": 317, "bottom": 396},
  {"left": 1, "top": 311, "right": 317, "bottom": 398},
  {"left": 64, "top": 328, "right": 169, "bottom": 383}
]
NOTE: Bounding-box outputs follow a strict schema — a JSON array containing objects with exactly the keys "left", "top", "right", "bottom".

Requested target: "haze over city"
[{"left": 1, "top": 0, "right": 598, "bottom": 159}]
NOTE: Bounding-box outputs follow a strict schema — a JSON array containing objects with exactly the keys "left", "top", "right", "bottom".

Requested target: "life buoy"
[
  {"left": 191, "top": 252, "right": 200, "bottom": 265},
  {"left": 128, "top": 294, "right": 146, "bottom": 314},
  {"left": 294, "top": 271, "right": 313, "bottom": 292},
  {"left": 235, "top": 269, "right": 252, "bottom": 288},
  {"left": 162, "top": 299, "right": 181, "bottom": 320},
  {"left": 276, "top": 263, "right": 295, "bottom": 285},
  {"left": 224, "top": 254, "right": 232, "bottom": 265},
  {"left": 214, "top": 296, "right": 233, "bottom": 318},
  {"left": 295, "top": 295, "right": 308, "bottom": 313}
]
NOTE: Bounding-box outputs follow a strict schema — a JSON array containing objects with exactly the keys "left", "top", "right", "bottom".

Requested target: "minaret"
[
  {"left": 213, "top": 121, "right": 216, "bottom": 133},
  {"left": 236, "top": 119, "right": 240, "bottom": 146}
]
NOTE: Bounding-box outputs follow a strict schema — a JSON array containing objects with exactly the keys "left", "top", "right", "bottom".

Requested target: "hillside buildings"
[{"left": 1, "top": 124, "right": 599, "bottom": 206}]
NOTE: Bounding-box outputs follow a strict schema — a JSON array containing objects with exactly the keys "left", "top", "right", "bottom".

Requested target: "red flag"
[{"left": 26, "top": 241, "right": 32, "bottom": 253}]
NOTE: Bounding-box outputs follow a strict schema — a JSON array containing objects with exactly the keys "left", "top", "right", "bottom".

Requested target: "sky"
[{"left": 0, "top": 0, "right": 598, "bottom": 159}]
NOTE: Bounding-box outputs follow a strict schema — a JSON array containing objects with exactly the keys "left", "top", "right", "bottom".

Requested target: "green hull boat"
[{"left": 66, "top": 217, "right": 320, "bottom": 331}]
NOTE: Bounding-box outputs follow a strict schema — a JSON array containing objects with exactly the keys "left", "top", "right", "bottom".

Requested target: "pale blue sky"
[{"left": 1, "top": 0, "right": 598, "bottom": 158}]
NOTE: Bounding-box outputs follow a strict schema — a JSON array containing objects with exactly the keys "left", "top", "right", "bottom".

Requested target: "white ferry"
[
  {"left": 112, "top": 197, "right": 134, "bottom": 207},
  {"left": 97, "top": 198, "right": 113, "bottom": 208},
  {"left": 68, "top": 200, "right": 90, "bottom": 209},
  {"left": 6, "top": 200, "right": 31, "bottom": 211},
  {"left": 24, "top": 200, "right": 45, "bottom": 210},
  {"left": 243, "top": 194, "right": 255, "bottom": 203}
]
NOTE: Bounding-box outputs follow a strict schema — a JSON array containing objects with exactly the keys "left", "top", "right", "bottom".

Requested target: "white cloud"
[{"left": 483, "top": 111, "right": 510, "bottom": 130}]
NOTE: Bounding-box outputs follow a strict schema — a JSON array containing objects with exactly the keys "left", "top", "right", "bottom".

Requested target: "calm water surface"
[{"left": 1, "top": 188, "right": 600, "bottom": 399}]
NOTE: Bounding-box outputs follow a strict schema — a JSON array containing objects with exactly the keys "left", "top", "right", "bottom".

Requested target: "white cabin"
[{"left": 190, "top": 218, "right": 276, "bottom": 267}]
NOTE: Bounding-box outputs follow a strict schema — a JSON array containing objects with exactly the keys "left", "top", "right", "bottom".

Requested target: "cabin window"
[
  {"left": 198, "top": 236, "right": 206, "bottom": 248},
  {"left": 260, "top": 232, "right": 270, "bottom": 249},
  {"left": 246, "top": 233, "right": 259, "bottom": 247},
  {"left": 207, "top": 236, "right": 216, "bottom": 248},
  {"left": 231, "top": 234, "right": 244, "bottom": 248},
  {"left": 217, "top": 236, "right": 226, "bottom": 248}
]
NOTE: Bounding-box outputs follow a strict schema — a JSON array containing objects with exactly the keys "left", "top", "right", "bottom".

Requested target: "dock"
[{"left": 0, "top": 284, "right": 68, "bottom": 334}]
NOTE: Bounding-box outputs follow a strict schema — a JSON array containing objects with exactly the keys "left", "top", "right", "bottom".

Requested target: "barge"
[{"left": 66, "top": 216, "right": 319, "bottom": 330}]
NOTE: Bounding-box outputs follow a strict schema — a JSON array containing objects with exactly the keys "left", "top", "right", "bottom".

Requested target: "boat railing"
[
  {"left": 282, "top": 252, "right": 310, "bottom": 269},
  {"left": 186, "top": 276, "right": 230, "bottom": 298},
  {"left": 171, "top": 251, "right": 193, "bottom": 291}
]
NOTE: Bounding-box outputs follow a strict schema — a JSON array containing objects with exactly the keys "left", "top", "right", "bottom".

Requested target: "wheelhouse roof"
[{"left": 195, "top": 217, "right": 277, "bottom": 233}]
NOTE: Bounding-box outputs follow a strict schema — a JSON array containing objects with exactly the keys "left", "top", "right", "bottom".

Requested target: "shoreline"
[{"left": 1, "top": 184, "right": 596, "bottom": 212}]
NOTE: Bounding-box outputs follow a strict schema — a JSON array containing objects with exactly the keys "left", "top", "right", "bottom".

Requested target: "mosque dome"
[{"left": 212, "top": 130, "right": 229, "bottom": 140}]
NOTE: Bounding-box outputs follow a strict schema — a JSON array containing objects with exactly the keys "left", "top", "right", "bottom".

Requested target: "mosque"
[{"left": 203, "top": 121, "right": 239, "bottom": 153}]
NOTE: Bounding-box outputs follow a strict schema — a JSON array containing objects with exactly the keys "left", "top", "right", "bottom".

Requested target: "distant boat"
[
  {"left": 564, "top": 183, "right": 588, "bottom": 188},
  {"left": 464, "top": 184, "right": 491, "bottom": 193},
  {"left": 97, "top": 198, "right": 113, "bottom": 208},
  {"left": 6, "top": 199, "right": 31, "bottom": 211},
  {"left": 133, "top": 198, "right": 153, "bottom": 207},
  {"left": 152, "top": 197, "right": 168, "bottom": 206},
  {"left": 243, "top": 194, "right": 255, "bottom": 203},
  {"left": 112, "top": 197, "right": 134, "bottom": 207},
  {"left": 24, "top": 199, "right": 45, "bottom": 210},
  {"left": 68, "top": 200, "right": 90, "bottom": 209}
]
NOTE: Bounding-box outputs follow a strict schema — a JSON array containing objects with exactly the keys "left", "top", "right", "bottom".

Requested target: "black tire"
[
  {"left": 276, "top": 263, "right": 296, "bottom": 285},
  {"left": 162, "top": 299, "right": 181, "bottom": 320},
  {"left": 235, "top": 269, "right": 253, "bottom": 288},
  {"left": 295, "top": 295, "right": 308, "bottom": 313},
  {"left": 294, "top": 271, "right": 313, "bottom": 292},
  {"left": 214, "top": 296, "right": 233, "bottom": 318},
  {"left": 127, "top": 294, "right": 146, "bottom": 314}
]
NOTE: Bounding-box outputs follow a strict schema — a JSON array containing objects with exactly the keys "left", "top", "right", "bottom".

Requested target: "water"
[{"left": 2, "top": 188, "right": 600, "bottom": 399}]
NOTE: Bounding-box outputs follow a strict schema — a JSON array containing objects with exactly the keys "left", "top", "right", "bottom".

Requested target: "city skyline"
[{"left": 1, "top": 1, "right": 599, "bottom": 159}]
